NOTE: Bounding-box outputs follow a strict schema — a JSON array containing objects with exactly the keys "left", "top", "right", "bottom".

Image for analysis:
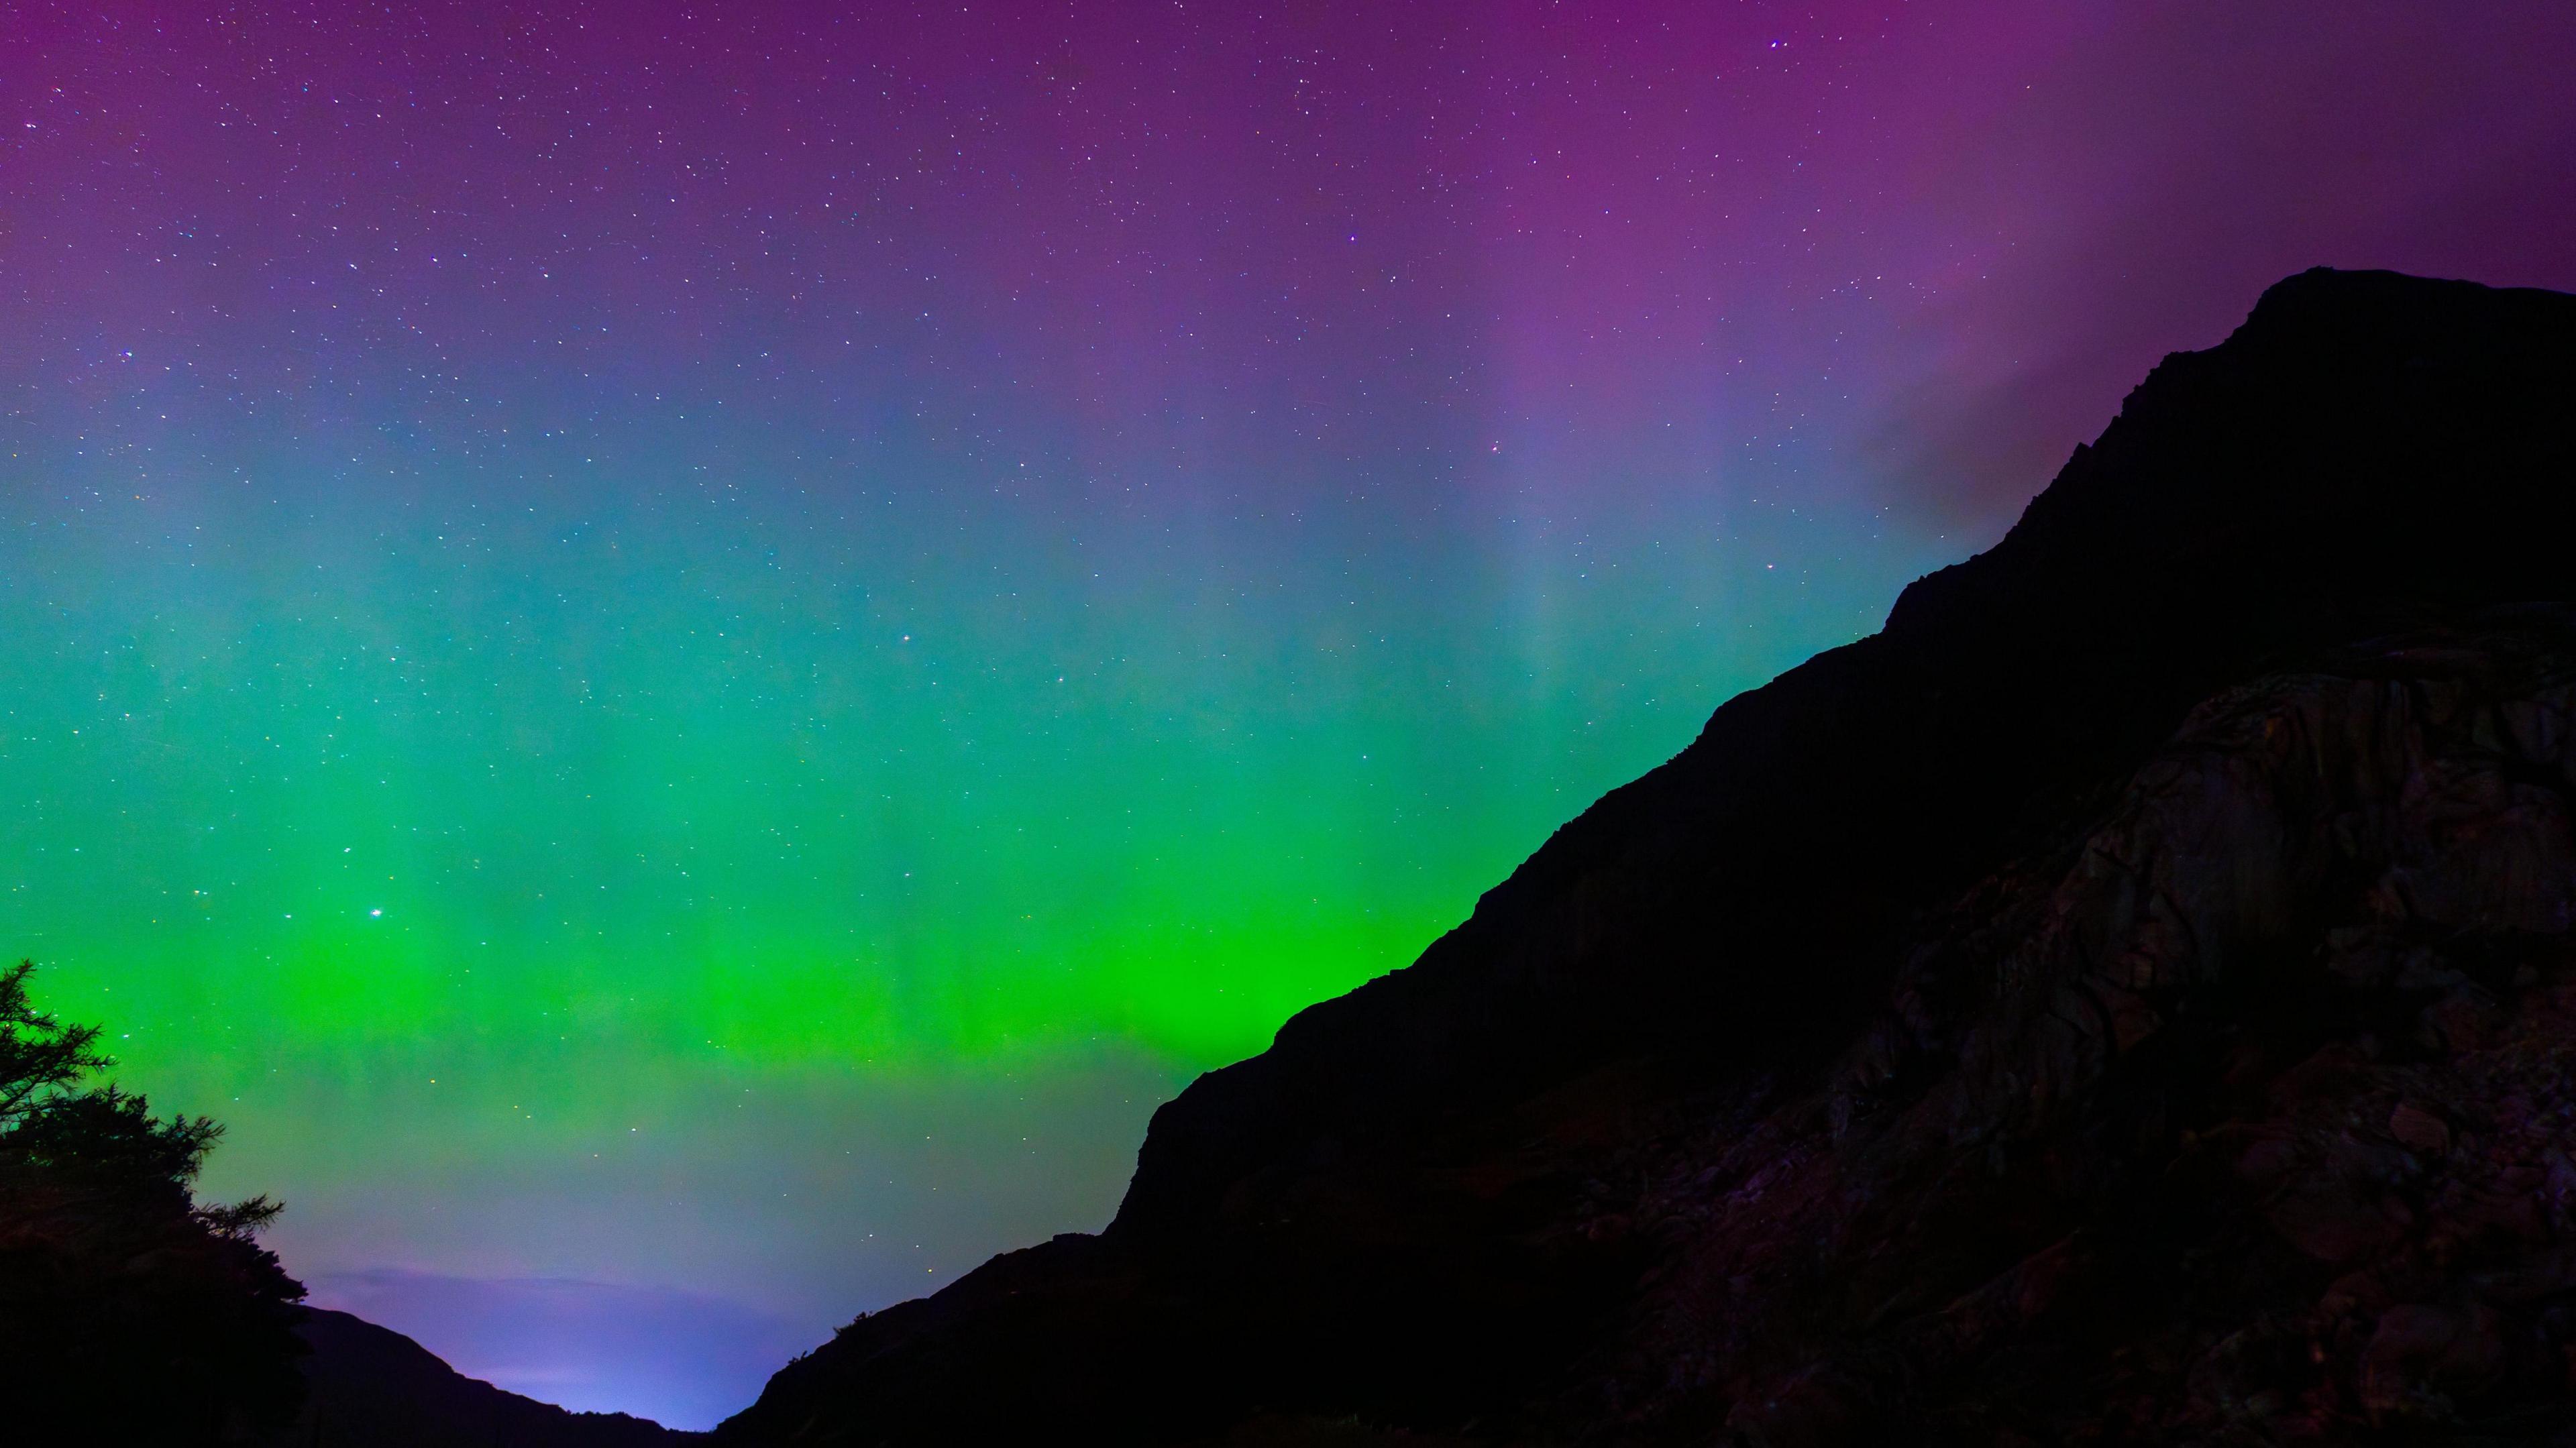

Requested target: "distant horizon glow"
[
  {"left": 6, "top": 1, "right": 2575, "bottom": 1428},
  {"left": 309, "top": 1268, "right": 811, "bottom": 1428}
]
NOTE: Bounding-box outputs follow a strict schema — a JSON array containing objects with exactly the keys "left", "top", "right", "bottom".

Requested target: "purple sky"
[{"left": 6, "top": 1, "right": 2574, "bottom": 1428}]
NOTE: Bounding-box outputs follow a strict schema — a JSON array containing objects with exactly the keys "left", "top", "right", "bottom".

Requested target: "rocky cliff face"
[
  {"left": 716, "top": 270, "right": 2576, "bottom": 1446},
  {"left": 1616, "top": 618, "right": 2576, "bottom": 1443}
]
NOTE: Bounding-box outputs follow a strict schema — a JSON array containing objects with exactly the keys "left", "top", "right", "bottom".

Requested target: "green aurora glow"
[{"left": 4, "top": 474, "right": 1934, "bottom": 1353}]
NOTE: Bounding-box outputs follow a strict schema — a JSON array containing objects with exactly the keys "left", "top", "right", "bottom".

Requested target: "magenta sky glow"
[{"left": 6, "top": 1, "right": 2574, "bottom": 1428}]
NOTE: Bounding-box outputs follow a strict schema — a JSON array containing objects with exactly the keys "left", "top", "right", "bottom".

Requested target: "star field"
[{"left": 5, "top": 0, "right": 2574, "bottom": 1427}]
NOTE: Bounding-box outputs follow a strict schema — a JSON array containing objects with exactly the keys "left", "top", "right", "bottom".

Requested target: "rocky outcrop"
[
  {"left": 1608, "top": 618, "right": 2576, "bottom": 1442},
  {"left": 717, "top": 269, "right": 2576, "bottom": 1445}
]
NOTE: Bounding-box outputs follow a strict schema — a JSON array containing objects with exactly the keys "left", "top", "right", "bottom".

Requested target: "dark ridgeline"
[
  {"left": 714, "top": 270, "right": 2576, "bottom": 1445},
  {"left": 270, "top": 1308, "right": 706, "bottom": 1448},
  {"left": 0, "top": 955, "right": 705, "bottom": 1446}
]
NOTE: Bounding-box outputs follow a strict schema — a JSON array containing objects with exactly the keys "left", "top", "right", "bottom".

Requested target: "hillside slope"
[
  {"left": 718, "top": 269, "right": 2576, "bottom": 1445},
  {"left": 271, "top": 1308, "right": 703, "bottom": 1448}
]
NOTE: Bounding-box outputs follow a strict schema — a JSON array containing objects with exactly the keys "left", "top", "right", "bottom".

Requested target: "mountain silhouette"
[
  {"left": 268, "top": 1307, "right": 703, "bottom": 1447},
  {"left": 712, "top": 269, "right": 2576, "bottom": 1445}
]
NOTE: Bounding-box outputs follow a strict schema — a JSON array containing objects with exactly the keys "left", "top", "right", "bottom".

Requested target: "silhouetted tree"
[{"left": 0, "top": 958, "right": 307, "bottom": 1443}]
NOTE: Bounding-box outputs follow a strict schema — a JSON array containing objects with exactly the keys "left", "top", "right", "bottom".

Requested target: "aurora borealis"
[{"left": 7, "top": 1, "right": 2575, "bottom": 1428}]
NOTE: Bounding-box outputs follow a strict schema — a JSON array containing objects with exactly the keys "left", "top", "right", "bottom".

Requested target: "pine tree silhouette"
[{"left": 0, "top": 958, "right": 307, "bottom": 1441}]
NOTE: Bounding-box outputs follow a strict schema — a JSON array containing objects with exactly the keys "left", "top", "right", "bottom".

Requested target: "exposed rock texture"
[
  {"left": 1618, "top": 621, "right": 2576, "bottom": 1443},
  {"left": 717, "top": 270, "right": 2576, "bottom": 1445}
]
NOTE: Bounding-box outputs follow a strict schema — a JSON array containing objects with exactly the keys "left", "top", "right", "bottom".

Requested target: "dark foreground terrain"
[
  {"left": 714, "top": 270, "right": 2576, "bottom": 1445},
  {"left": 269, "top": 1308, "right": 702, "bottom": 1447}
]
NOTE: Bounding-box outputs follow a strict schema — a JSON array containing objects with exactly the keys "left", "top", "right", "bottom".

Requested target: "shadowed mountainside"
[
  {"left": 268, "top": 1308, "right": 704, "bottom": 1448},
  {"left": 718, "top": 269, "right": 2576, "bottom": 1445}
]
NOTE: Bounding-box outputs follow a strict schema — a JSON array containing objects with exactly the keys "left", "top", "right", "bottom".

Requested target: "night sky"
[{"left": 7, "top": 1, "right": 2575, "bottom": 1429}]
